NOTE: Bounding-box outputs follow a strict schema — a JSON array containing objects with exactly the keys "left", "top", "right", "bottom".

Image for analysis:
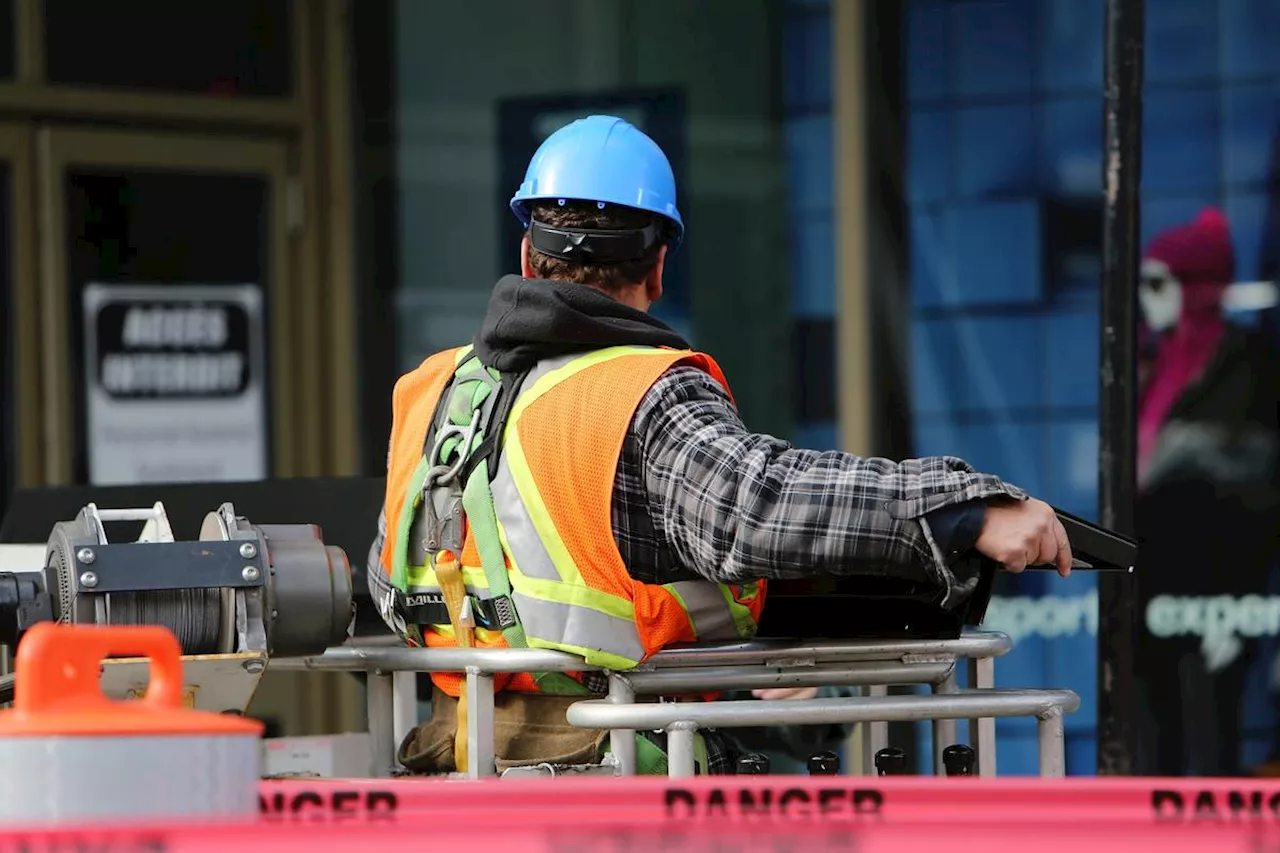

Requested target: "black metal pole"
[{"left": 1097, "top": 0, "right": 1144, "bottom": 776}]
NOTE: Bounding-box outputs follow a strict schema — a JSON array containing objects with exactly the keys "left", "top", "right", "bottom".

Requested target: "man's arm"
[
  {"left": 924, "top": 500, "right": 989, "bottom": 562},
  {"left": 637, "top": 366, "right": 1026, "bottom": 597}
]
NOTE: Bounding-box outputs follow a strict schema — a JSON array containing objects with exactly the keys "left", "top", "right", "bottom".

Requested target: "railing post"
[
  {"left": 607, "top": 673, "right": 637, "bottom": 776},
  {"left": 1038, "top": 707, "right": 1067, "bottom": 778},
  {"left": 931, "top": 669, "right": 959, "bottom": 775},
  {"left": 466, "top": 666, "right": 496, "bottom": 778},
  {"left": 860, "top": 684, "right": 889, "bottom": 776},
  {"left": 968, "top": 656, "right": 998, "bottom": 777},
  {"left": 366, "top": 669, "right": 396, "bottom": 777},
  {"left": 666, "top": 722, "right": 698, "bottom": 778},
  {"left": 392, "top": 670, "right": 418, "bottom": 751}
]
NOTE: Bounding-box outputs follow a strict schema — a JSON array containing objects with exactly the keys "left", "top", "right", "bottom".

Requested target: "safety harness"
[{"left": 390, "top": 348, "right": 706, "bottom": 775}]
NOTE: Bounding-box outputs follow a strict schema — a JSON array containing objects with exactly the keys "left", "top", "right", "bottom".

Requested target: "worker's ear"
[
  {"left": 520, "top": 234, "right": 535, "bottom": 279},
  {"left": 645, "top": 244, "right": 667, "bottom": 305}
]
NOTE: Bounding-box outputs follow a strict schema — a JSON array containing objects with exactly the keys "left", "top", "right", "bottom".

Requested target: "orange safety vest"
[{"left": 379, "top": 345, "right": 767, "bottom": 697}]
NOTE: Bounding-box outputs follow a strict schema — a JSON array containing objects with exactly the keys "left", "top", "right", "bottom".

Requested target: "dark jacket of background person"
[{"left": 1134, "top": 208, "right": 1280, "bottom": 776}]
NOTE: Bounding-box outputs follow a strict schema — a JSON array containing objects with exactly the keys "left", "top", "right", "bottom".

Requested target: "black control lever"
[{"left": 1023, "top": 510, "right": 1137, "bottom": 572}]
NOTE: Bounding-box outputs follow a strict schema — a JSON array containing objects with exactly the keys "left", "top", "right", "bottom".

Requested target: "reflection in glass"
[
  {"left": 45, "top": 0, "right": 291, "bottom": 97},
  {"left": 903, "top": 0, "right": 1280, "bottom": 776}
]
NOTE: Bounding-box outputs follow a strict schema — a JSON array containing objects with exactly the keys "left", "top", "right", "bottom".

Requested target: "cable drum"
[
  {"left": 43, "top": 509, "right": 230, "bottom": 655},
  {"left": 107, "top": 590, "right": 223, "bottom": 655}
]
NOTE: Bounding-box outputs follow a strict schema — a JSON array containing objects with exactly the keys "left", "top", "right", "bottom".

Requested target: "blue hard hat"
[{"left": 510, "top": 115, "right": 684, "bottom": 247}]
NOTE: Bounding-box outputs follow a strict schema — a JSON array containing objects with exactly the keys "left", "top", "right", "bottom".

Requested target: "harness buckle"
[
  {"left": 396, "top": 589, "right": 520, "bottom": 634},
  {"left": 488, "top": 595, "right": 519, "bottom": 631},
  {"left": 437, "top": 496, "right": 465, "bottom": 554}
]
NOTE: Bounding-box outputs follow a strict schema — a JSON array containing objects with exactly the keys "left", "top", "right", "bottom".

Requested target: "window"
[{"left": 45, "top": 0, "right": 292, "bottom": 97}]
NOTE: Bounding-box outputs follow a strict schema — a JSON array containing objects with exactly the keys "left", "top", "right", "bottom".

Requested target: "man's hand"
[
  {"left": 752, "top": 687, "right": 819, "bottom": 700},
  {"left": 974, "top": 498, "right": 1072, "bottom": 577}
]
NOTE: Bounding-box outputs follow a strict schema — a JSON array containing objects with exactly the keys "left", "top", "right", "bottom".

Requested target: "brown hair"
[{"left": 527, "top": 199, "right": 666, "bottom": 291}]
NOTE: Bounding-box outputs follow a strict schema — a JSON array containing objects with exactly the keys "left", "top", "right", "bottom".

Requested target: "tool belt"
[
  {"left": 399, "top": 689, "right": 607, "bottom": 773},
  {"left": 399, "top": 689, "right": 709, "bottom": 776}
]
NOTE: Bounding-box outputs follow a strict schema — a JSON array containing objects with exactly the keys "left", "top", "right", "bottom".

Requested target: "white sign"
[
  {"left": 984, "top": 590, "right": 1099, "bottom": 644},
  {"left": 82, "top": 283, "right": 268, "bottom": 485},
  {"left": 1146, "top": 594, "right": 1280, "bottom": 641}
]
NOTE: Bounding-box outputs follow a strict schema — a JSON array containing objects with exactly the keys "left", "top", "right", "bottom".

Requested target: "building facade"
[{"left": 2, "top": 0, "right": 1278, "bottom": 775}]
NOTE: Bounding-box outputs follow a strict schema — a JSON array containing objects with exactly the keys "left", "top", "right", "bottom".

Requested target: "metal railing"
[{"left": 271, "top": 630, "right": 1079, "bottom": 779}]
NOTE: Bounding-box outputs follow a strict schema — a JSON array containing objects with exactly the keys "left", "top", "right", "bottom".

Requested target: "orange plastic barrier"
[{"left": 0, "top": 624, "right": 260, "bottom": 825}]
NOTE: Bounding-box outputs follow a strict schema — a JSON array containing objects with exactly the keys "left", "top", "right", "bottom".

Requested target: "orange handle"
[{"left": 13, "top": 623, "right": 184, "bottom": 713}]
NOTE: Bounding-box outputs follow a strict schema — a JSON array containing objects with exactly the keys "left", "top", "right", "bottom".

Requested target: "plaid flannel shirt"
[{"left": 367, "top": 363, "right": 1024, "bottom": 773}]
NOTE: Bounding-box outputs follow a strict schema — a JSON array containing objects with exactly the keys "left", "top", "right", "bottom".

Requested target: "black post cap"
[
  {"left": 736, "top": 753, "right": 771, "bottom": 775},
  {"left": 874, "top": 747, "right": 907, "bottom": 776},
  {"left": 942, "top": 744, "right": 976, "bottom": 776},
  {"left": 807, "top": 750, "right": 840, "bottom": 775}
]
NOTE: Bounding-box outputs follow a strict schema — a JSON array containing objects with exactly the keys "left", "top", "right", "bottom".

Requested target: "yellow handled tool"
[{"left": 434, "top": 550, "right": 474, "bottom": 772}]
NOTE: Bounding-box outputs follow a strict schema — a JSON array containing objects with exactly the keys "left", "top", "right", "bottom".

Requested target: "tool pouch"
[{"left": 398, "top": 689, "right": 607, "bottom": 773}]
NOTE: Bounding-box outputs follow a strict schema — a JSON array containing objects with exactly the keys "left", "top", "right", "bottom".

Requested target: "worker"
[{"left": 367, "top": 115, "right": 1074, "bottom": 776}]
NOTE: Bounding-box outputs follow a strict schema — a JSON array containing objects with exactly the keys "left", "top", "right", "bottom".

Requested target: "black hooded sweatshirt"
[{"left": 473, "top": 274, "right": 688, "bottom": 371}]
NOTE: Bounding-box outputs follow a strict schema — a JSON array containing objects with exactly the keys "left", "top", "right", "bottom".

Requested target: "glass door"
[{"left": 35, "top": 128, "right": 312, "bottom": 486}]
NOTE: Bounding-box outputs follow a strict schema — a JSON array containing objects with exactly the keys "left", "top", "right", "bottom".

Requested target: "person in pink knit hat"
[{"left": 1134, "top": 207, "right": 1280, "bottom": 777}]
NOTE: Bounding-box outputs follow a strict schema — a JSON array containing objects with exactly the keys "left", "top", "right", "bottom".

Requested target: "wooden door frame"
[
  {"left": 8, "top": 0, "right": 308, "bottom": 130},
  {"left": 35, "top": 128, "right": 298, "bottom": 482},
  {"left": 0, "top": 123, "right": 37, "bottom": 489},
  {"left": 318, "top": 0, "right": 358, "bottom": 476}
]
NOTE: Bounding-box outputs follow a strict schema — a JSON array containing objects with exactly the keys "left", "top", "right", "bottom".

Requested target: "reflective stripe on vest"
[{"left": 390, "top": 345, "right": 767, "bottom": 673}]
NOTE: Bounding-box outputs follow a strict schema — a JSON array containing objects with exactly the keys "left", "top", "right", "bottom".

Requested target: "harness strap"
[
  {"left": 459, "top": 370, "right": 525, "bottom": 486},
  {"left": 462, "top": 457, "right": 527, "bottom": 649}
]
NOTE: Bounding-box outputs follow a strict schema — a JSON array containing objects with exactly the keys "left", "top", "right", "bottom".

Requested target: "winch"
[{"left": 0, "top": 500, "right": 355, "bottom": 710}]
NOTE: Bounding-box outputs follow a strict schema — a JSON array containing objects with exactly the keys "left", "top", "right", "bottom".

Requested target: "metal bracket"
[
  {"left": 236, "top": 588, "right": 269, "bottom": 654},
  {"left": 72, "top": 541, "right": 266, "bottom": 594}
]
